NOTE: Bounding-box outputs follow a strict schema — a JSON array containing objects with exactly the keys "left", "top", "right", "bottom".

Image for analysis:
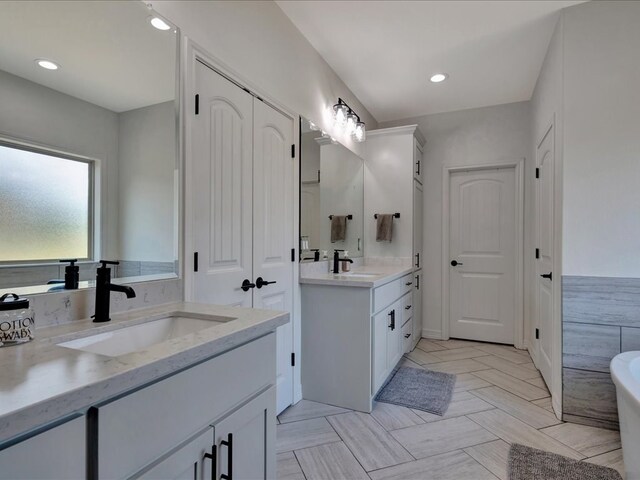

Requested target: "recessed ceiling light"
[
  {"left": 430, "top": 73, "right": 449, "bottom": 83},
  {"left": 35, "top": 59, "right": 60, "bottom": 70},
  {"left": 149, "top": 16, "right": 171, "bottom": 31}
]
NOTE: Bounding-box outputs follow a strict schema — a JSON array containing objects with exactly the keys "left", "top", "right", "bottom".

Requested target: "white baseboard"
[{"left": 422, "top": 328, "right": 444, "bottom": 340}]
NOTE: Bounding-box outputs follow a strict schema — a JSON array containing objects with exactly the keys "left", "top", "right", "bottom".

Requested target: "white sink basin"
[{"left": 58, "top": 313, "right": 231, "bottom": 357}]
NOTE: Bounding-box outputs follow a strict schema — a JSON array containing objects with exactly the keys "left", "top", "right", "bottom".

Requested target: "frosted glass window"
[{"left": 0, "top": 144, "right": 92, "bottom": 262}]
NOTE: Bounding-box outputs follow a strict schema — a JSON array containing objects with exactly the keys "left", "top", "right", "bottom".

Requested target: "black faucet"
[
  {"left": 333, "top": 249, "right": 353, "bottom": 274},
  {"left": 93, "top": 260, "right": 136, "bottom": 323}
]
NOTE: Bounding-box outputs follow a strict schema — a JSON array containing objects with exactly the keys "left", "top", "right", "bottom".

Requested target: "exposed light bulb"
[
  {"left": 346, "top": 113, "right": 357, "bottom": 135},
  {"left": 35, "top": 59, "right": 59, "bottom": 70},
  {"left": 309, "top": 121, "right": 319, "bottom": 131},
  {"left": 354, "top": 122, "right": 366, "bottom": 142},
  {"left": 333, "top": 103, "right": 347, "bottom": 128}
]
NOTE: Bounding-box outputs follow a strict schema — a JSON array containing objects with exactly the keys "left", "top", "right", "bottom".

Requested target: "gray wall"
[
  {"left": 380, "top": 101, "right": 532, "bottom": 339},
  {"left": 118, "top": 101, "right": 176, "bottom": 263}
]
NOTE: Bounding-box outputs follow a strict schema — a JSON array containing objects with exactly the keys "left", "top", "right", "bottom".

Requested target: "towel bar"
[
  {"left": 328, "top": 215, "right": 353, "bottom": 220},
  {"left": 374, "top": 213, "right": 400, "bottom": 219}
]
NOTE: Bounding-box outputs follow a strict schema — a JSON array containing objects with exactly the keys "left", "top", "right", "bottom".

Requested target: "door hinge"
[
  {"left": 535, "top": 328, "right": 540, "bottom": 340},
  {"left": 291, "top": 144, "right": 296, "bottom": 158},
  {"left": 291, "top": 248, "right": 295, "bottom": 262},
  {"left": 193, "top": 252, "right": 199, "bottom": 272},
  {"left": 291, "top": 352, "right": 295, "bottom": 367},
  {"left": 195, "top": 94, "right": 199, "bottom": 115},
  {"left": 535, "top": 248, "right": 540, "bottom": 259},
  {"left": 535, "top": 167, "right": 540, "bottom": 179}
]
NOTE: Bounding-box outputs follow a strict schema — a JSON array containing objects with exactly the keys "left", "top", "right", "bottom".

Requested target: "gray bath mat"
[
  {"left": 508, "top": 444, "right": 622, "bottom": 480},
  {"left": 374, "top": 366, "right": 456, "bottom": 415}
]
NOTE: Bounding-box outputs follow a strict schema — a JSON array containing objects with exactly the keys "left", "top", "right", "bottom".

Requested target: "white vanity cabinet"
[
  {"left": 302, "top": 272, "right": 413, "bottom": 412},
  {"left": 0, "top": 416, "right": 85, "bottom": 479},
  {"left": 96, "top": 333, "right": 276, "bottom": 479},
  {"left": 364, "top": 125, "right": 425, "bottom": 350}
]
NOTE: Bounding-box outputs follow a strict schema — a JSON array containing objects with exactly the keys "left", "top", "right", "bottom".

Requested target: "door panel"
[
  {"left": 140, "top": 429, "right": 214, "bottom": 480},
  {"left": 449, "top": 168, "right": 517, "bottom": 344},
  {"left": 535, "top": 124, "right": 555, "bottom": 387},
  {"left": 252, "top": 99, "right": 294, "bottom": 414},
  {"left": 192, "top": 61, "right": 253, "bottom": 307},
  {"left": 214, "top": 389, "right": 275, "bottom": 480}
]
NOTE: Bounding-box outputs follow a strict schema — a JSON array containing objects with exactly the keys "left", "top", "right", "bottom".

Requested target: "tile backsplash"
[{"left": 29, "top": 278, "right": 183, "bottom": 329}]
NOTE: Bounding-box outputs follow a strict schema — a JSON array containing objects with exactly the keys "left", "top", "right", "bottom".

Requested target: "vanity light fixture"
[
  {"left": 332, "top": 98, "right": 366, "bottom": 142},
  {"left": 35, "top": 59, "right": 59, "bottom": 70},
  {"left": 430, "top": 73, "right": 449, "bottom": 83},
  {"left": 149, "top": 16, "right": 171, "bottom": 31}
]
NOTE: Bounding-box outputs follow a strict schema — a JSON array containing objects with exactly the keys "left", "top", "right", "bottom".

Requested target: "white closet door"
[
  {"left": 252, "top": 98, "right": 295, "bottom": 413},
  {"left": 192, "top": 61, "right": 254, "bottom": 307}
]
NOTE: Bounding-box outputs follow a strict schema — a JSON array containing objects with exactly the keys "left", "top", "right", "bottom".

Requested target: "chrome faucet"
[
  {"left": 93, "top": 260, "right": 136, "bottom": 323},
  {"left": 333, "top": 249, "right": 353, "bottom": 274}
]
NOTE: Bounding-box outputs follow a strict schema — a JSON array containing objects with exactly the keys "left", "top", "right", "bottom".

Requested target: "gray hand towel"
[
  {"left": 330, "top": 215, "right": 347, "bottom": 243},
  {"left": 376, "top": 214, "right": 394, "bottom": 242}
]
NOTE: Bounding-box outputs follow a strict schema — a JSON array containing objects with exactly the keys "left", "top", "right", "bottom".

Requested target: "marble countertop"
[
  {"left": 299, "top": 264, "right": 413, "bottom": 288},
  {"left": 0, "top": 302, "right": 288, "bottom": 444}
]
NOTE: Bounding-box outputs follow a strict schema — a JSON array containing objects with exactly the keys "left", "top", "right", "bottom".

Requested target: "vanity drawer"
[
  {"left": 373, "top": 273, "right": 414, "bottom": 314},
  {"left": 401, "top": 292, "right": 413, "bottom": 326},
  {"left": 402, "top": 318, "right": 413, "bottom": 353},
  {"left": 97, "top": 333, "right": 275, "bottom": 479}
]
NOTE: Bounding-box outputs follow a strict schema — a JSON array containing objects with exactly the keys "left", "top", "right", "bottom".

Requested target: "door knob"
[
  {"left": 241, "top": 279, "right": 256, "bottom": 292},
  {"left": 451, "top": 260, "right": 463, "bottom": 267},
  {"left": 256, "top": 277, "right": 277, "bottom": 289},
  {"left": 540, "top": 272, "right": 553, "bottom": 281}
]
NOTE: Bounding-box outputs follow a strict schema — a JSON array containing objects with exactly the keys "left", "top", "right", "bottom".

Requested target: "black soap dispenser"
[
  {"left": 47, "top": 259, "right": 80, "bottom": 290},
  {"left": 61, "top": 259, "right": 80, "bottom": 290}
]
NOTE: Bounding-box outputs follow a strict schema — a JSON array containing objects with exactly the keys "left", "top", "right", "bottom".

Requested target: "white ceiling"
[
  {"left": 0, "top": 1, "right": 176, "bottom": 113},
  {"left": 277, "top": 0, "right": 586, "bottom": 122}
]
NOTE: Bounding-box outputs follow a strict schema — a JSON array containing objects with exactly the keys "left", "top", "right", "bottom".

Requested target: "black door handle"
[
  {"left": 220, "top": 433, "right": 233, "bottom": 480},
  {"left": 203, "top": 445, "right": 216, "bottom": 480},
  {"left": 416, "top": 160, "right": 421, "bottom": 175},
  {"left": 451, "top": 260, "right": 463, "bottom": 267},
  {"left": 416, "top": 274, "right": 420, "bottom": 290},
  {"left": 388, "top": 310, "right": 396, "bottom": 330},
  {"left": 415, "top": 253, "right": 420, "bottom": 268},
  {"left": 241, "top": 279, "right": 256, "bottom": 292},
  {"left": 256, "top": 277, "right": 277, "bottom": 289},
  {"left": 541, "top": 272, "right": 553, "bottom": 280}
]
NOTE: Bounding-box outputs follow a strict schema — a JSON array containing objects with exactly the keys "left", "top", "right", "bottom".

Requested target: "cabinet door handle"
[
  {"left": 405, "top": 333, "right": 411, "bottom": 338},
  {"left": 203, "top": 445, "right": 216, "bottom": 480},
  {"left": 416, "top": 160, "right": 421, "bottom": 176},
  {"left": 220, "top": 433, "right": 233, "bottom": 480},
  {"left": 388, "top": 310, "right": 396, "bottom": 331},
  {"left": 405, "top": 282, "right": 413, "bottom": 286},
  {"left": 256, "top": 277, "right": 277, "bottom": 289},
  {"left": 241, "top": 279, "right": 256, "bottom": 292},
  {"left": 541, "top": 272, "right": 553, "bottom": 281},
  {"left": 405, "top": 305, "right": 411, "bottom": 310},
  {"left": 415, "top": 275, "right": 420, "bottom": 290},
  {"left": 415, "top": 253, "right": 420, "bottom": 268}
]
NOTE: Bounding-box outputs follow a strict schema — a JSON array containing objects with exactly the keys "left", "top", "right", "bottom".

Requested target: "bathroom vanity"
[
  {"left": 301, "top": 264, "right": 415, "bottom": 412},
  {"left": 0, "top": 303, "right": 288, "bottom": 479}
]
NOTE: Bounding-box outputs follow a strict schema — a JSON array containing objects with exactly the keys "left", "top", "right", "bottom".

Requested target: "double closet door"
[{"left": 191, "top": 60, "right": 295, "bottom": 413}]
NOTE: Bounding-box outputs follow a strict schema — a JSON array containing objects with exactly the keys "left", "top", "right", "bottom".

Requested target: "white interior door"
[
  {"left": 252, "top": 98, "right": 294, "bottom": 414},
  {"left": 535, "top": 125, "right": 554, "bottom": 387},
  {"left": 449, "top": 167, "right": 517, "bottom": 344},
  {"left": 192, "top": 61, "right": 254, "bottom": 307}
]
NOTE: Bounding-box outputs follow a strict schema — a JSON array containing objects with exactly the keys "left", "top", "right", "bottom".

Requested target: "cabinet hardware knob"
[
  {"left": 451, "top": 260, "right": 463, "bottom": 267},
  {"left": 405, "top": 282, "right": 413, "bottom": 286},
  {"left": 405, "top": 305, "right": 411, "bottom": 310},
  {"left": 256, "top": 277, "right": 277, "bottom": 289},
  {"left": 405, "top": 333, "right": 411, "bottom": 338},
  {"left": 540, "top": 272, "right": 553, "bottom": 280},
  {"left": 241, "top": 279, "right": 256, "bottom": 292}
]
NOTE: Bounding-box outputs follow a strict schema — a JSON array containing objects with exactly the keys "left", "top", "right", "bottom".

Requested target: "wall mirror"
[
  {"left": 0, "top": 1, "right": 180, "bottom": 294},
  {"left": 300, "top": 117, "right": 364, "bottom": 262}
]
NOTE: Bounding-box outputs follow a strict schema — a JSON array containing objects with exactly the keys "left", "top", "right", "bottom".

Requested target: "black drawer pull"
[
  {"left": 405, "top": 333, "right": 411, "bottom": 338},
  {"left": 204, "top": 445, "right": 216, "bottom": 480},
  {"left": 405, "top": 282, "right": 413, "bottom": 286},
  {"left": 405, "top": 305, "right": 411, "bottom": 310},
  {"left": 220, "top": 433, "right": 233, "bottom": 480},
  {"left": 388, "top": 310, "right": 396, "bottom": 331}
]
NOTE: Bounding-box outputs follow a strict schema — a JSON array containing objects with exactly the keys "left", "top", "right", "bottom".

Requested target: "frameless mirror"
[
  {"left": 0, "top": 1, "right": 179, "bottom": 293},
  {"left": 299, "top": 117, "right": 364, "bottom": 262}
]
